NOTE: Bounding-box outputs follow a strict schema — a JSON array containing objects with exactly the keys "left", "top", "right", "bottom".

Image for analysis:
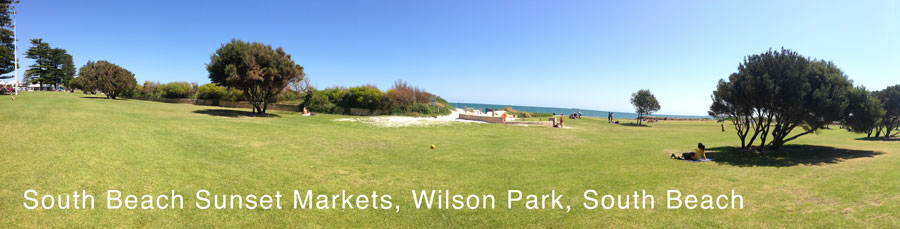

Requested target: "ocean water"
[{"left": 449, "top": 102, "right": 711, "bottom": 120}]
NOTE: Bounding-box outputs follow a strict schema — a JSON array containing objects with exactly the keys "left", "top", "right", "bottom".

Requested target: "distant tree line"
[
  {"left": 710, "top": 48, "right": 899, "bottom": 152},
  {"left": 66, "top": 39, "right": 448, "bottom": 116}
]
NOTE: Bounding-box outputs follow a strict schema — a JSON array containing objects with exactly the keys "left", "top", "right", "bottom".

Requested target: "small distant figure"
[
  {"left": 302, "top": 107, "right": 313, "bottom": 116},
  {"left": 671, "top": 143, "right": 707, "bottom": 161},
  {"left": 608, "top": 112, "right": 614, "bottom": 123},
  {"left": 558, "top": 113, "right": 565, "bottom": 128},
  {"left": 721, "top": 123, "right": 725, "bottom": 132}
]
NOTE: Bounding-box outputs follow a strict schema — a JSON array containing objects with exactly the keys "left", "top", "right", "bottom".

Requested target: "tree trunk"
[
  {"left": 887, "top": 124, "right": 895, "bottom": 139},
  {"left": 875, "top": 126, "right": 883, "bottom": 138}
]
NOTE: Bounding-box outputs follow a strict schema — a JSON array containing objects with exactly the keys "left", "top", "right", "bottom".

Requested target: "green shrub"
[
  {"left": 299, "top": 83, "right": 449, "bottom": 116},
  {"left": 303, "top": 91, "right": 336, "bottom": 113},
  {"left": 161, "top": 82, "right": 193, "bottom": 99},
  {"left": 196, "top": 83, "right": 227, "bottom": 100},
  {"left": 502, "top": 106, "right": 552, "bottom": 118},
  {"left": 276, "top": 91, "right": 303, "bottom": 104},
  {"left": 320, "top": 87, "right": 346, "bottom": 105},
  {"left": 344, "top": 86, "right": 384, "bottom": 111},
  {"left": 391, "top": 103, "right": 450, "bottom": 117}
]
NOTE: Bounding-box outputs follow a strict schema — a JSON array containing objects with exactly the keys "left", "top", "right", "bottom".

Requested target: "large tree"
[
  {"left": 77, "top": 60, "right": 136, "bottom": 99},
  {"left": 52, "top": 48, "right": 76, "bottom": 91},
  {"left": 24, "top": 39, "right": 74, "bottom": 90},
  {"left": 24, "top": 39, "right": 52, "bottom": 89},
  {"left": 710, "top": 76, "right": 757, "bottom": 148},
  {"left": 709, "top": 48, "right": 853, "bottom": 151},
  {"left": 630, "top": 89, "right": 660, "bottom": 125},
  {"left": 206, "top": 39, "right": 305, "bottom": 114},
  {"left": 0, "top": 0, "right": 17, "bottom": 79},
  {"left": 876, "top": 85, "right": 900, "bottom": 139},
  {"left": 844, "top": 86, "right": 885, "bottom": 138}
]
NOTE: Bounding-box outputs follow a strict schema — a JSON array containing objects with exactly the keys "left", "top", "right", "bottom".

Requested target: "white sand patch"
[{"left": 335, "top": 109, "right": 485, "bottom": 127}]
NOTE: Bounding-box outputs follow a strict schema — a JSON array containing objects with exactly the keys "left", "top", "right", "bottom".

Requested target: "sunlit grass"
[{"left": 1, "top": 92, "right": 897, "bottom": 227}]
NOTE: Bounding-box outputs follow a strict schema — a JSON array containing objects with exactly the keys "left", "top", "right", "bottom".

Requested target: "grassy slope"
[{"left": 1, "top": 92, "right": 898, "bottom": 227}]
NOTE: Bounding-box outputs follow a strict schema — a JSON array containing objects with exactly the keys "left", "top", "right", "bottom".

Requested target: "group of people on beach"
[{"left": 569, "top": 112, "right": 582, "bottom": 119}]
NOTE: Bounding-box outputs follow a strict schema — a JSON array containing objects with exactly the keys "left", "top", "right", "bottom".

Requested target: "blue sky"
[{"left": 8, "top": 0, "right": 900, "bottom": 115}]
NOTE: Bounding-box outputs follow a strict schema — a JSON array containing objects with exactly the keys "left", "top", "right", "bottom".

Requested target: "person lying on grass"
[{"left": 671, "top": 143, "right": 707, "bottom": 161}]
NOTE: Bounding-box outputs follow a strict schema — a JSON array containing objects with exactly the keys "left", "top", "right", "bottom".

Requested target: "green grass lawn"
[{"left": 2, "top": 92, "right": 898, "bottom": 227}]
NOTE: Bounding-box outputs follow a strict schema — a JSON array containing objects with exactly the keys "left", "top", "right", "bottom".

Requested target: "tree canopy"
[
  {"left": 875, "top": 85, "right": 900, "bottom": 138},
  {"left": 630, "top": 89, "right": 660, "bottom": 125},
  {"left": 844, "top": 86, "right": 885, "bottom": 138},
  {"left": 206, "top": 39, "right": 305, "bottom": 114},
  {"left": 24, "top": 39, "right": 74, "bottom": 90},
  {"left": 0, "top": 0, "right": 17, "bottom": 78},
  {"left": 75, "top": 60, "right": 136, "bottom": 99},
  {"left": 710, "top": 48, "right": 853, "bottom": 151}
]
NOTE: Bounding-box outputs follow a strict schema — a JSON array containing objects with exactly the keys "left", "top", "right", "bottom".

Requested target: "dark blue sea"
[{"left": 449, "top": 102, "right": 711, "bottom": 120}]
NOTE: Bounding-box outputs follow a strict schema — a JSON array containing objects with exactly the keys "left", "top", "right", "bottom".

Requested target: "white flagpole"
[{"left": 13, "top": 9, "right": 17, "bottom": 95}]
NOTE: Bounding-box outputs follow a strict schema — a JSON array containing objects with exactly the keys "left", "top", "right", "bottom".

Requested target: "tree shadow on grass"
[
  {"left": 707, "top": 145, "right": 883, "bottom": 167},
  {"left": 855, "top": 137, "right": 900, "bottom": 142},
  {"left": 193, "top": 109, "right": 280, "bottom": 118},
  {"left": 79, "top": 96, "right": 129, "bottom": 100}
]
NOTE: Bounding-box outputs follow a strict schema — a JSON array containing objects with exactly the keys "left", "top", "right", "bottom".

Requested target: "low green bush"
[
  {"left": 196, "top": 83, "right": 227, "bottom": 100},
  {"left": 344, "top": 86, "right": 384, "bottom": 111},
  {"left": 277, "top": 91, "right": 303, "bottom": 104},
  {"left": 300, "top": 83, "right": 449, "bottom": 116},
  {"left": 161, "top": 82, "right": 193, "bottom": 99},
  {"left": 303, "top": 91, "right": 336, "bottom": 113},
  {"left": 391, "top": 103, "right": 451, "bottom": 117}
]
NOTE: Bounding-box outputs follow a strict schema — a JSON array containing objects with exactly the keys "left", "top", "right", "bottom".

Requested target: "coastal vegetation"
[
  {"left": 503, "top": 106, "right": 553, "bottom": 118},
  {"left": 302, "top": 80, "right": 452, "bottom": 116}
]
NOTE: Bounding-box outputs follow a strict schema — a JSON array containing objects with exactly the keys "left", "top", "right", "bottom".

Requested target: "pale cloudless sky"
[{"left": 8, "top": 0, "right": 900, "bottom": 115}]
